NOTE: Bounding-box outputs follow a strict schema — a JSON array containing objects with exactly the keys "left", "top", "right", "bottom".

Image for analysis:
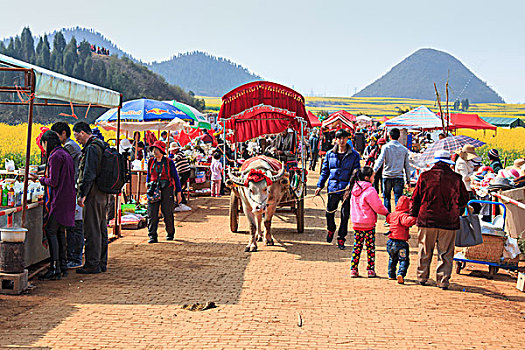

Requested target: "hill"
[
  {"left": 354, "top": 48, "right": 504, "bottom": 103},
  {"left": 148, "top": 51, "right": 262, "bottom": 96},
  {"left": 0, "top": 28, "right": 204, "bottom": 124}
]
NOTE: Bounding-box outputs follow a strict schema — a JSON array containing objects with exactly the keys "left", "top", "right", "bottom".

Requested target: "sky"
[{"left": 1, "top": 0, "right": 524, "bottom": 102}]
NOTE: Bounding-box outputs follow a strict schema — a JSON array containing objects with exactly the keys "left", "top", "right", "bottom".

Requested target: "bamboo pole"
[
  {"left": 446, "top": 82, "right": 450, "bottom": 134},
  {"left": 434, "top": 83, "right": 446, "bottom": 135}
]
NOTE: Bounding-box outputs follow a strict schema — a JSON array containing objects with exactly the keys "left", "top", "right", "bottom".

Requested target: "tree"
[
  {"left": 20, "top": 27, "right": 35, "bottom": 63},
  {"left": 51, "top": 32, "right": 66, "bottom": 71},
  {"left": 453, "top": 100, "right": 460, "bottom": 111},
  {"left": 41, "top": 35, "right": 51, "bottom": 69},
  {"left": 62, "top": 37, "right": 78, "bottom": 75}
]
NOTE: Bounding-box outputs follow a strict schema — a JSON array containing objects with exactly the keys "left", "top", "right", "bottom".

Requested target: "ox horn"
[
  {"left": 228, "top": 169, "right": 244, "bottom": 186},
  {"left": 268, "top": 164, "right": 286, "bottom": 183}
]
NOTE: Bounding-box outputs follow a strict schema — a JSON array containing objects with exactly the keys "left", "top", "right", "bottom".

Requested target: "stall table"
[{"left": 0, "top": 202, "right": 48, "bottom": 267}]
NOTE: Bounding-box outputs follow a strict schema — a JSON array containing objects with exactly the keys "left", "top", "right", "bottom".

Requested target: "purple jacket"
[{"left": 39, "top": 146, "right": 76, "bottom": 227}]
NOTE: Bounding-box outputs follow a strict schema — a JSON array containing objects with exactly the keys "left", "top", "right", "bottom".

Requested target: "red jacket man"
[{"left": 409, "top": 150, "right": 469, "bottom": 289}]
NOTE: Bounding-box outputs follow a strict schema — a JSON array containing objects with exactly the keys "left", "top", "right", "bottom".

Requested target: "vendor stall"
[{"left": 0, "top": 53, "right": 122, "bottom": 268}]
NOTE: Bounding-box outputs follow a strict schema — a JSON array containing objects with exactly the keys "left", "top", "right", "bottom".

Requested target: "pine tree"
[
  {"left": 41, "top": 35, "right": 51, "bottom": 69},
  {"left": 51, "top": 32, "right": 66, "bottom": 71},
  {"left": 20, "top": 27, "right": 35, "bottom": 63},
  {"left": 62, "top": 36, "right": 78, "bottom": 75}
]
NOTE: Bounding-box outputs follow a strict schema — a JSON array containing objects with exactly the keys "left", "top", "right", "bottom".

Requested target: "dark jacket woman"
[{"left": 38, "top": 131, "right": 76, "bottom": 280}]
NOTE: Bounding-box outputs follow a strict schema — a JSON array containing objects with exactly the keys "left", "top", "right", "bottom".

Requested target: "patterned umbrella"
[{"left": 420, "top": 135, "right": 485, "bottom": 162}]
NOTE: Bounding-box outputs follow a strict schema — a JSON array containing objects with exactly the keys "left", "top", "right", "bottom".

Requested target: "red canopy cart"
[{"left": 218, "top": 81, "right": 309, "bottom": 233}]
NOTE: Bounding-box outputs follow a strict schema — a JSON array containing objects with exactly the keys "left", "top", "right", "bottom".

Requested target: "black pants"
[
  {"left": 178, "top": 171, "right": 191, "bottom": 204},
  {"left": 310, "top": 152, "right": 318, "bottom": 171},
  {"left": 66, "top": 219, "right": 84, "bottom": 265},
  {"left": 326, "top": 192, "right": 350, "bottom": 242},
  {"left": 83, "top": 186, "right": 110, "bottom": 270},
  {"left": 46, "top": 214, "right": 67, "bottom": 272},
  {"left": 373, "top": 166, "right": 382, "bottom": 193},
  {"left": 148, "top": 185, "right": 175, "bottom": 239}
]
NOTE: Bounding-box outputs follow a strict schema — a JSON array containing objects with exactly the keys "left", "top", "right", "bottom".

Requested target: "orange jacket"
[{"left": 387, "top": 196, "right": 417, "bottom": 241}]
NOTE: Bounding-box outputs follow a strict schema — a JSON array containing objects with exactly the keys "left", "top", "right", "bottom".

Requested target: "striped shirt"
[{"left": 174, "top": 152, "right": 191, "bottom": 174}]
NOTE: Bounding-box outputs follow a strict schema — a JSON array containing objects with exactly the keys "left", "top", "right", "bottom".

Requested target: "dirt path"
[{"left": 1, "top": 173, "right": 524, "bottom": 349}]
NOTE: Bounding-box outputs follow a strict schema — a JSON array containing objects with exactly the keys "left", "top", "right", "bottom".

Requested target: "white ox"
[{"left": 227, "top": 156, "right": 289, "bottom": 252}]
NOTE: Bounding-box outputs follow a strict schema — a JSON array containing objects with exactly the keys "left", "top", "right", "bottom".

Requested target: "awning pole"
[
  {"left": 223, "top": 119, "right": 226, "bottom": 183},
  {"left": 22, "top": 69, "right": 35, "bottom": 227},
  {"left": 115, "top": 94, "right": 122, "bottom": 237}
]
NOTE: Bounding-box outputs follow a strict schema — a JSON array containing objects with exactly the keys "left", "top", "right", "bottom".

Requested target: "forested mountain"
[
  {"left": 0, "top": 28, "right": 204, "bottom": 124},
  {"left": 148, "top": 52, "right": 262, "bottom": 96},
  {"left": 354, "top": 48, "right": 504, "bottom": 103},
  {"left": 3, "top": 27, "right": 264, "bottom": 97}
]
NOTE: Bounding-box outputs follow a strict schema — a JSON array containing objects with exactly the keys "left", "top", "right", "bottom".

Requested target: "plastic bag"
[
  {"left": 503, "top": 237, "right": 520, "bottom": 259},
  {"left": 4, "top": 159, "right": 15, "bottom": 172}
]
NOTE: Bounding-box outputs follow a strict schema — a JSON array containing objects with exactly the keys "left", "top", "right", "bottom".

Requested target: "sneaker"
[
  {"left": 174, "top": 206, "right": 183, "bottom": 212},
  {"left": 397, "top": 275, "right": 404, "bottom": 284},
  {"left": 350, "top": 270, "right": 359, "bottom": 278},
  {"left": 439, "top": 285, "right": 449, "bottom": 290},
  {"left": 337, "top": 239, "right": 345, "bottom": 250},
  {"left": 326, "top": 230, "right": 335, "bottom": 243},
  {"left": 148, "top": 238, "right": 158, "bottom": 244},
  {"left": 419, "top": 280, "right": 427, "bottom": 286},
  {"left": 67, "top": 261, "right": 82, "bottom": 269},
  {"left": 166, "top": 236, "right": 174, "bottom": 241},
  {"left": 367, "top": 270, "right": 377, "bottom": 278},
  {"left": 384, "top": 221, "right": 390, "bottom": 227},
  {"left": 388, "top": 276, "right": 396, "bottom": 280}
]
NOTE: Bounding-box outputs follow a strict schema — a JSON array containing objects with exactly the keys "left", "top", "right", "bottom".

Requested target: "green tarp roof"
[
  {"left": 480, "top": 117, "right": 525, "bottom": 128},
  {"left": 0, "top": 53, "right": 120, "bottom": 108}
]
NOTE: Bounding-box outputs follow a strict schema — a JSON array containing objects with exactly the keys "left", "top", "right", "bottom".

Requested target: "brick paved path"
[{"left": 1, "top": 174, "right": 524, "bottom": 349}]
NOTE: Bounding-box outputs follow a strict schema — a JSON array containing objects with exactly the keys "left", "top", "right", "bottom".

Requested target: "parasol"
[{"left": 420, "top": 135, "right": 485, "bottom": 162}]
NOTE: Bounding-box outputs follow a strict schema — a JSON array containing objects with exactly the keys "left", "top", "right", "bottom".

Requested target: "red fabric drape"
[{"left": 219, "top": 81, "right": 307, "bottom": 121}]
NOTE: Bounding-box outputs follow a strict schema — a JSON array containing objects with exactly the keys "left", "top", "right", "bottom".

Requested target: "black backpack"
[{"left": 94, "top": 142, "right": 128, "bottom": 194}]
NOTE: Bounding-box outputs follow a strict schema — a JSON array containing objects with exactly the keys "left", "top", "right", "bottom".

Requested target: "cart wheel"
[
  {"left": 455, "top": 262, "right": 462, "bottom": 275},
  {"left": 296, "top": 198, "right": 304, "bottom": 233},
  {"left": 488, "top": 265, "right": 498, "bottom": 276},
  {"left": 230, "top": 193, "right": 239, "bottom": 233}
]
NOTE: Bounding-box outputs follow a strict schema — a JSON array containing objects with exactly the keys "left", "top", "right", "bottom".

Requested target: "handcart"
[{"left": 454, "top": 200, "right": 522, "bottom": 276}]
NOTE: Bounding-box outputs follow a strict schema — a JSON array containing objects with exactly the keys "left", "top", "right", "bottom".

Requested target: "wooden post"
[{"left": 434, "top": 83, "right": 446, "bottom": 135}]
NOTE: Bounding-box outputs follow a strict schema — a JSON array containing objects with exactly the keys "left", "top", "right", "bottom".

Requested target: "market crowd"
[{"left": 34, "top": 119, "right": 524, "bottom": 291}]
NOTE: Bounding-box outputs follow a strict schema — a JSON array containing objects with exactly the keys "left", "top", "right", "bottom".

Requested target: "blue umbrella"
[{"left": 96, "top": 98, "right": 194, "bottom": 124}]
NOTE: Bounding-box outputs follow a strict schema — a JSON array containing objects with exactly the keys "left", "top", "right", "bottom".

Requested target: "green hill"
[{"left": 148, "top": 51, "right": 262, "bottom": 97}]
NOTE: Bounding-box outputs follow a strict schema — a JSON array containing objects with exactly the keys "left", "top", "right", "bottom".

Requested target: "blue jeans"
[
  {"left": 387, "top": 239, "right": 410, "bottom": 278},
  {"left": 67, "top": 220, "right": 84, "bottom": 265},
  {"left": 382, "top": 178, "right": 404, "bottom": 212}
]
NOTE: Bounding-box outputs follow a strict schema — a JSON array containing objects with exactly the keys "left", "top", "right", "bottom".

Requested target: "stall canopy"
[
  {"left": 328, "top": 110, "right": 356, "bottom": 122},
  {"left": 480, "top": 117, "right": 525, "bottom": 128},
  {"left": 322, "top": 111, "right": 355, "bottom": 130},
  {"left": 384, "top": 105, "right": 442, "bottom": 130},
  {"left": 437, "top": 113, "right": 497, "bottom": 131},
  {"left": 0, "top": 53, "right": 120, "bottom": 108},
  {"left": 307, "top": 111, "right": 322, "bottom": 127}
]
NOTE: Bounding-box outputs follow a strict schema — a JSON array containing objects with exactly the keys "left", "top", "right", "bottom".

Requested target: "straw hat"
[
  {"left": 169, "top": 142, "right": 179, "bottom": 152},
  {"left": 456, "top": 144, "right": 478, "bottom": 161},
  {"left": 513, "top": 158, "right": 525, "bottom": 169}
]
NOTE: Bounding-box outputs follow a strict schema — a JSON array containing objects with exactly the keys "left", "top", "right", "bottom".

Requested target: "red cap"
[
  {"left": 150, "top": 140, "right": 166, "bottom": 155},
  {"left": 378, "top": 138, "right": 387, "bottom": 145}
]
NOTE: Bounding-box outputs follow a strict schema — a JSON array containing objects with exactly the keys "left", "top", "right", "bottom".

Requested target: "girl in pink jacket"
[{"left": 349, "top": 166, "right": 389, "bottom": 278}]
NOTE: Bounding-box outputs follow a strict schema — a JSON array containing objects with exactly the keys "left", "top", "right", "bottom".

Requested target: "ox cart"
[{"left": 218, "top": 82, "right": 312, "bottom": 251}]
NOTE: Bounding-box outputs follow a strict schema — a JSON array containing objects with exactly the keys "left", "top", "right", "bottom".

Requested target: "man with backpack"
[{"left": 73, "top": 122, "right": 110, "bottom": 274}]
